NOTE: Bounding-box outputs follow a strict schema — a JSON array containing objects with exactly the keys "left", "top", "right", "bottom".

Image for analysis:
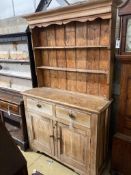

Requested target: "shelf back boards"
[{"left": 24, "top": 0, "right": 119, "bottom": 99}]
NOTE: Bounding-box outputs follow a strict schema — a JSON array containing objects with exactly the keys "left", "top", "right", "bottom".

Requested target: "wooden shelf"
[
  {"left": 0, "top": 86, "right": 21, "bottom": 93},
  {"left": 0, "top": 59, "right": 29, "bottom": 64},
  {"left": 0, "top": 72, "right": 31, "bottom": 80},
  {"left": 34, "top": 46, "right": 110, "bottom": 50},
  {"left": 30, "top": 7, "right": 113, "bottom": 99},
  {"left": 37, "top": 66, "right": 108, "bottom": 74}
]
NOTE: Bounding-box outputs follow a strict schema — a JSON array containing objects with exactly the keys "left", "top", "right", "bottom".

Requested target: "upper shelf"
[
  {"left": 34, "top": 46, "right": 110, "bottom": 50},
  {"left": 0, "top": 33, "right": 28, "bottom": 43},
  {"left": 0, "top": 71, "right": 31, "bottom": 80},
  {"left": 37, "top": 66, "right": 108, "bottom": 75}
]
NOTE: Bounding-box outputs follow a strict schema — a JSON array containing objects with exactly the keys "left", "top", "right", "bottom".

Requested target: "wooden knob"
[
  {"left": 50, "top": 135, "right": 54, "bottom": 138},
  {"left": 69, "top": 113, "right": 75, "bottom": 120},
  {"left": 37, "top": 104, "right": 42, "bottom": 108},
  {"left": 57, "top": 137, "right": 61, "bottom": 140}
]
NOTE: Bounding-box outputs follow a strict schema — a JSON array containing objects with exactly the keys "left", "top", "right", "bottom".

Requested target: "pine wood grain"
[
  {"left": 77, "top": 72, "right": 87, "bottom": 93},
  {"left": 39, "top": 28, "right": 47, "bottom": 46},
  {"left": 41, "top": 50, "right": 49, "bottom": 66},
  {"left": 100, "top": 19, "right": 110, "bottom": 46},
  {"left": 67, "top": 72, "right": 77, "bottom": 92},
  {"left": 99, "top": 49, "right": 109, "bottom": 71},
  {"left": 43, "top": 70, "right": 50, "bottom": 87},
  {"left": 87, "top": 20, "right": 100, "bottom": 46},
  {"left": 58, "top": 71, "right": 67, "bottom": 90},
  {"left": 50, "top": 70, "right": 58, "bottom": 88},
  {"left": 56, "top": 25, "right": 65, "bottom": 46}
]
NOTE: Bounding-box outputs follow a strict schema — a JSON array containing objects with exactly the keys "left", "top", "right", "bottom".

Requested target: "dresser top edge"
[{"left": 22, "top": 87, "right": 111, "bottom": 114}]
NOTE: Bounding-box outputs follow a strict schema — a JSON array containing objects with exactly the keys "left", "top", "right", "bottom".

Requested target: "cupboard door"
[
  {"left": 57, "top": 122, "right": 90, "bottom": 173},
  {"left": 27, "top": 112, "right": 54, "bottom": 155},
  {"left": 118, "top": 65, "right": 131, "bottom": 135}
]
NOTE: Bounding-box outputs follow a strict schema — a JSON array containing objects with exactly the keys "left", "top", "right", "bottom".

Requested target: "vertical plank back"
[{"left": 35, "top": 19, "right": 111, "bottom": 99}]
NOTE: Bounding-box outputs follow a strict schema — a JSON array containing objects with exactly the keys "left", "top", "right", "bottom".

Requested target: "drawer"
[
  {"left": 0, "top": 101, "right": 8, "bottom": 110},
  {"left": 0, "top": 101, "right": 19, "bottom": 115},
  {"left": 26, "top": 98, "right": 53, "bottom": 116},
  {"left": 56, "top": 106, "right": 90, "bottom": 128},
  {"left": 9, "top": 104, "right": 19, "bottom": 115}
]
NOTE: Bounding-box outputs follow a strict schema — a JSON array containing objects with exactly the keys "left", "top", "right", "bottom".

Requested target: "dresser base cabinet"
[{"left": 23, "top": 87, "right": 111, "bottom": 175}]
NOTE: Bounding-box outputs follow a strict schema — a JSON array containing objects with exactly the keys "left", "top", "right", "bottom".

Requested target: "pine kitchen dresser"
[{"left": 23, "top": 0, "right": 119, "bottom": 174}]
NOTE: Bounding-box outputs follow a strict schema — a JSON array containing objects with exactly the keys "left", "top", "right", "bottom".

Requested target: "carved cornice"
[{"left": 23, "top": 0, "right": 114, "bottom": 28}]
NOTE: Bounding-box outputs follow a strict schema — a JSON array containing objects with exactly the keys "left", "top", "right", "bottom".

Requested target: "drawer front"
[
  {"left": 26, "top": 98, "right": 53, "bottom": 116},
  {"left": 9, "top": 104, "right": 19, "bottom": 115},
  {"left": 56, "top": 106, "right": 90, "bottom": 128},
  {"left": 0, "top": 101, "right": 19, "bottom": 115},
  {"left": 0, "top": 101, "right": 8, "bottom": 110}
]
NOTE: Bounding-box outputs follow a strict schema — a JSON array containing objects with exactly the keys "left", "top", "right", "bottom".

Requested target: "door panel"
[
  {"left": 119, "top": 65, "right": 131, "bottom": 134},
  {"left": 27, "top": 112, "right": 54, "bottom": 155},
  {"left": 126, "top": 78, "right": 131, "bottom": 116},
  {"left": 57, "top": 122, "right": 90, "bottom": 172}
]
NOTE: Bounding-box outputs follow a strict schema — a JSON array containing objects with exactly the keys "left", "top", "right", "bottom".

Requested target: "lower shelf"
[{"left": 37, "top": 66, "right": 108, "bottom": 74}]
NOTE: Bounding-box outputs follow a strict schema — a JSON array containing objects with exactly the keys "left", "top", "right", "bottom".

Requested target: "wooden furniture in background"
[
  {"left": 23, "top": 1, "right": 119, "bottom": 174},
  {"left": 0, "top": 121, "right": 28, "bottom": 175},
  {"left": 0, "top": 32, "right": 37, "bottom": 150},
  {"left": 0, "top": 88, "right": 28, "bottom": 150},
  {"left": 0, "top": 32, "right": 33, "bottom": 89},
  {"left": 112, "top": 0, "right": 131, "bottom": 174}
]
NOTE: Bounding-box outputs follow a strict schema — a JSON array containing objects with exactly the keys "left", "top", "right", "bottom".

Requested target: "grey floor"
[{"left": 21, "top": 149, "right": 110, "bottom": 175}]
